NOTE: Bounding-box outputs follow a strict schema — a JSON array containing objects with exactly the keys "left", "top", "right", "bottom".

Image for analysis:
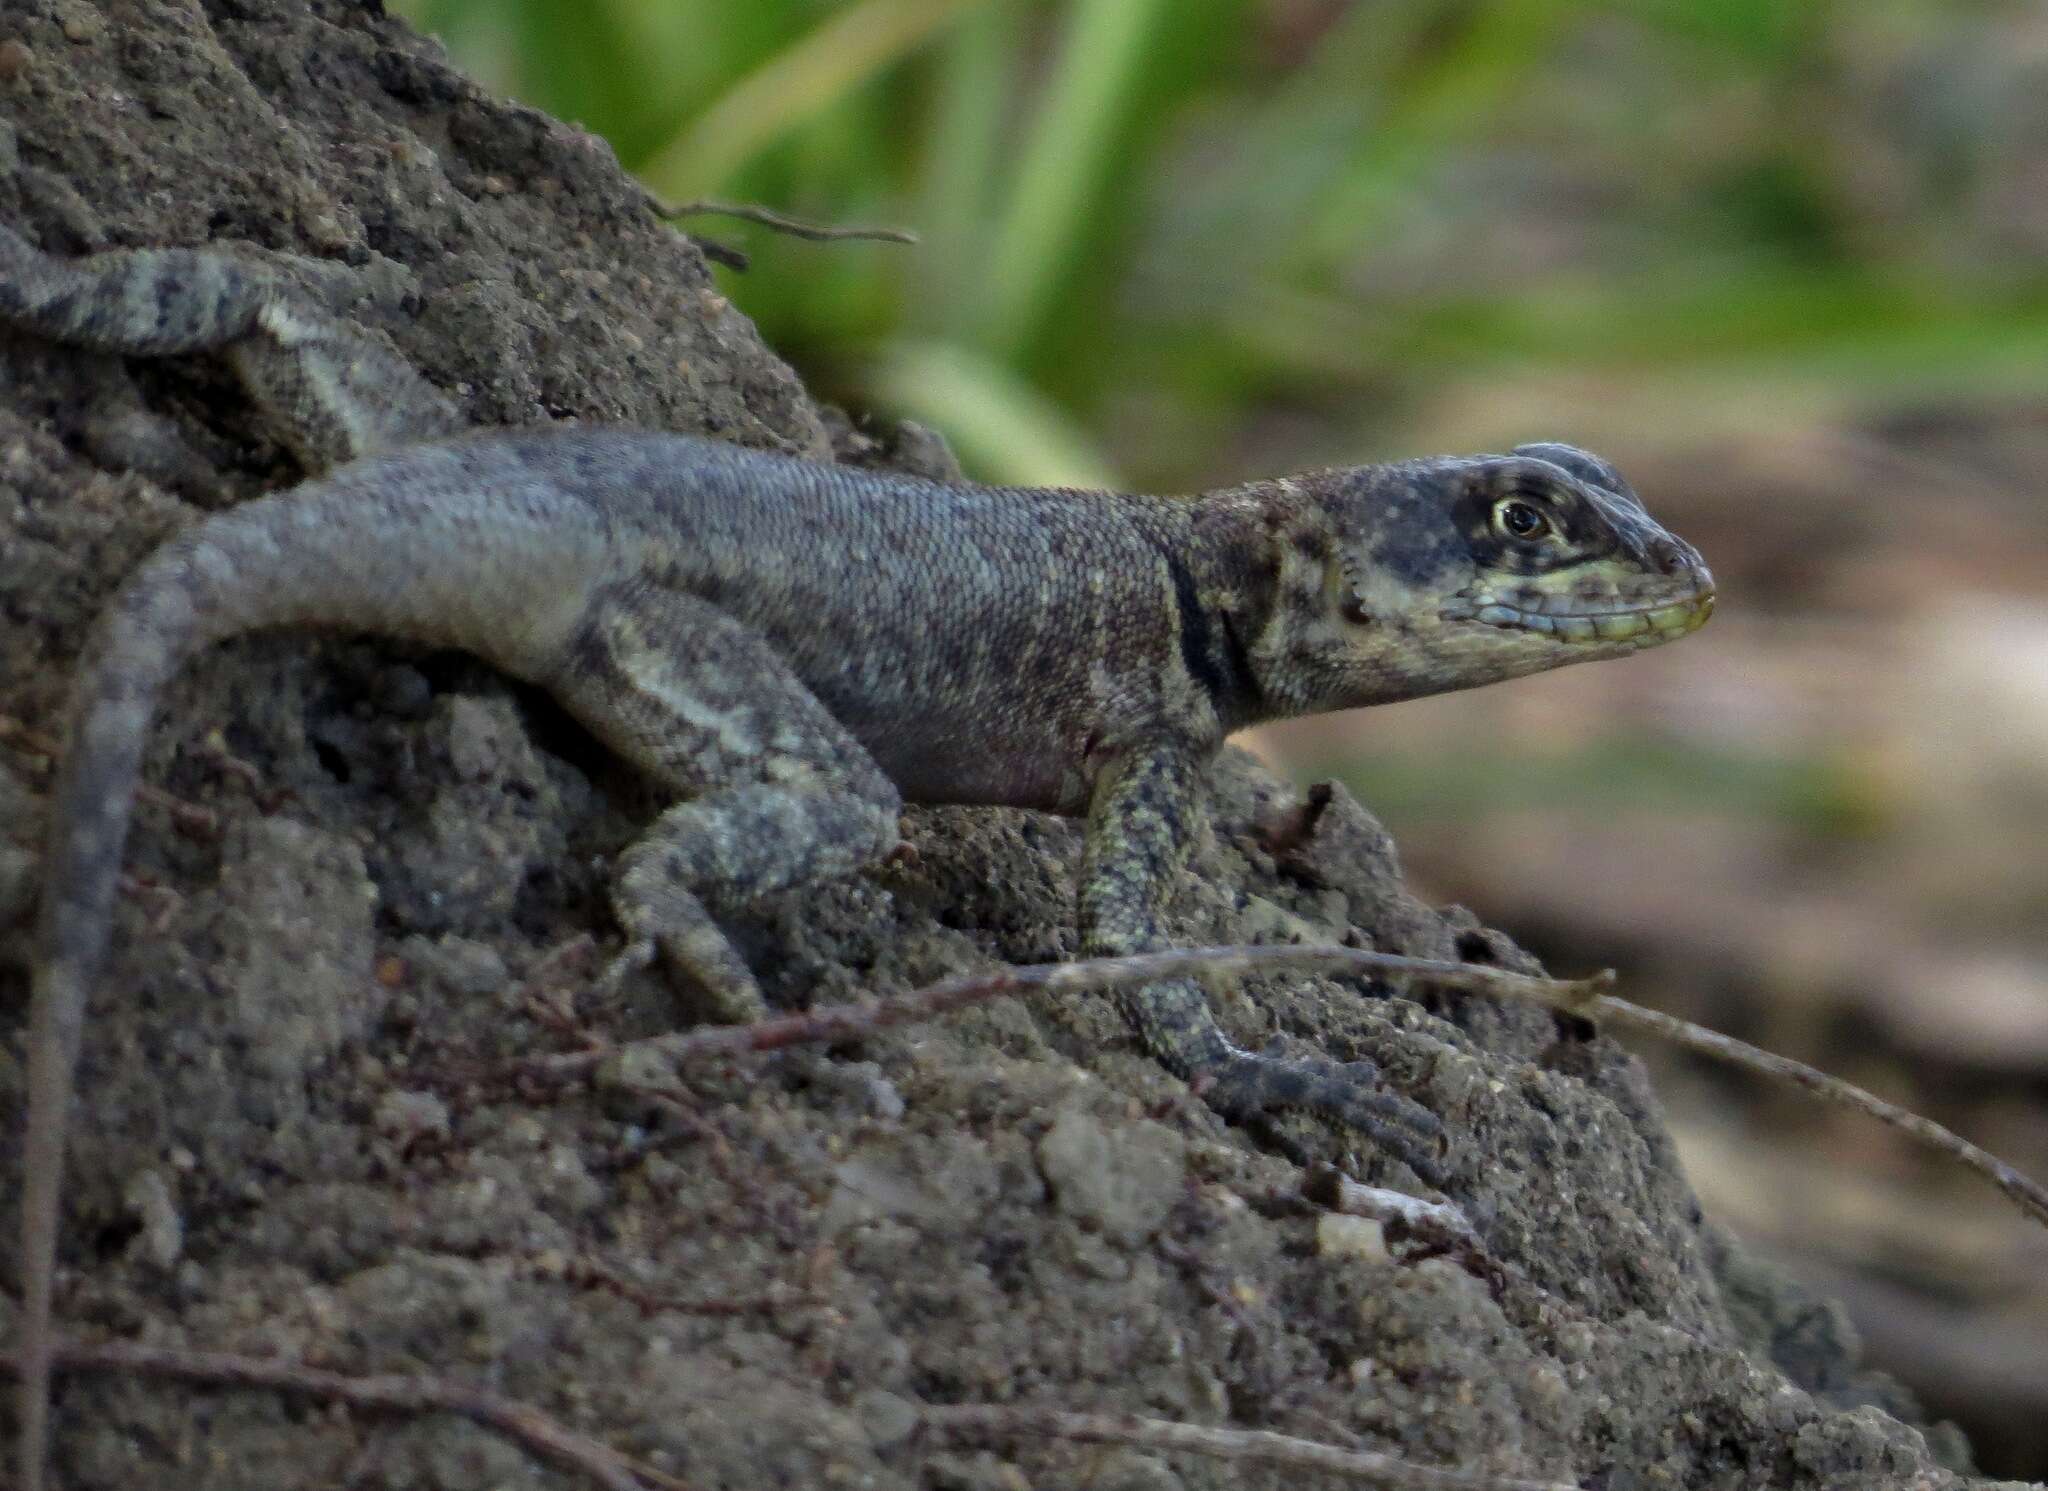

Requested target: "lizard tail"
[
  {"left": 0, "top": 222, "right": 270, "bottom": 355},
  {"left": 19, "top": 533, "right": 222, "bottom": 1491},
  {"left": 18, "top": 494, "right": 419, "bottom": 1490},
  {"left": 18, "top": 458, "right": 608, "bottom": 1489}
]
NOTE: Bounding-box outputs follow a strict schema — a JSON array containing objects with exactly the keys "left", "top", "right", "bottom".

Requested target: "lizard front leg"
[
  {"left": 546, "top": 579, "right": 904, "bottom": 1022},
  {"left": 1082, "top": 748, "right": 1445, "bottom": 1183},
  {"left": 0, "top": 223, "right": 458, "bottom": 469}
]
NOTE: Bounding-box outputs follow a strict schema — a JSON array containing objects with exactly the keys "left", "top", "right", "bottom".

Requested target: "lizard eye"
[{"left": 1493, "top": 498, "right": 1550, "bottom": 541}]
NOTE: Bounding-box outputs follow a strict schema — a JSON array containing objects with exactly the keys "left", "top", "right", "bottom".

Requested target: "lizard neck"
[
  {"left": 1176, "top": 482, "right": 1300, "bottom": 736},
  {"left": 1185, "top": 473, "right": 1365, "bottom": 729}
]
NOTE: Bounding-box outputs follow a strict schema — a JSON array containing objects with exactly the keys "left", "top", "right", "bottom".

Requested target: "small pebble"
[
  {"left": 374, "top": 1088, "right": 452, "bottom": 1143},
  {"left": 854, "top": 1388, "right": 921, "bottom": 1448},
  {"left": 1315, "top": 1213, "right": 1391, "bottom": 1263},
  {"left": 124, "top": 1170, "right": 185, "bottom": 1268}
]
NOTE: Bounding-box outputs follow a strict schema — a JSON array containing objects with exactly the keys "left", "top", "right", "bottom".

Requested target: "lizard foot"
[
  {"left": 593, "top": 935, "right": 657, "bottom": 998},
  {"left": 610, "top": 852, "right": 772, "bottom": 1024},
  {"left": 1195, "top": 1046, "right": 1447, "bottom": 1188}
]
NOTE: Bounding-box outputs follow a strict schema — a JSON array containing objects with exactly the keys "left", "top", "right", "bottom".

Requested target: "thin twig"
[
  {"left": 655, "top": 197, "right": 918, "bottom": 245},
  {"left": 515, "top": 933, "right": 604, "bottom": 1037},
  {"left": 0, "top": 1339, "right": 687, "bottom": 1491},
  {"left": 0, "top": 715, "right": 219, "bottom": 835},
  {"left": 1302, "top": 1164, "right": 1489, "bottom": 1257},
  {"left": 1511, "top": 980, "right": 2048, "bottom": 1231},
  {"left": 5, "top": 1338, "right": 1578, "bottom": 1489},
  {"left": 921, "top": 1404, "right": 1577, "bottom": 1490},
  {"left": 515, "top": 940, "right": 2048, "bottom": 1234},
  {"left": 1304, "top": 1166, "right": 1477, "bottom": 1240},
  {"left": 194, "top": 727, "right": 264, "bottom": 791},
  {"left": 1300, "top": 1164, "right": 1509, "bottom": 1293},
  {"left": 515, "top": 944, "right": 1609, "bottom": 1081},
  {"left": 691, "top": 235, "right": 749, "bottom": 272}
]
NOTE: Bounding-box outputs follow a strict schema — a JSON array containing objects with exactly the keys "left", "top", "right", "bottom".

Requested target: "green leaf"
[
  {"left": 864, "top": 339, "right": 1120, "bottom": 487},
  {"left": 976, "top": 0, "right": 1174, "bottom": 359},
  {"left": 636, "top": 0, "right": 986, "bottom": 201}
]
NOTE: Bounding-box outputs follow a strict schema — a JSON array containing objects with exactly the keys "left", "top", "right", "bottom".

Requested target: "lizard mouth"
[{"left": 1443, "top": 586, "right": 1716, "bottom": 645}]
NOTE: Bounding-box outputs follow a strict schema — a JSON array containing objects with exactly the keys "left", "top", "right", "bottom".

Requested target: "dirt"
[{"left": 0, "top": 3, "right": 2029, "bottom": 1489}]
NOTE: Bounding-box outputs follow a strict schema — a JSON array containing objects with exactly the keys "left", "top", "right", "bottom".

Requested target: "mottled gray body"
[
  {"left": 103, "top": 434, "right": 1240, "bottom": 808},
  {"left": 472, "top": 434, "right": 1256, "bottom": 811},
  {"left": 3, "top": 225, "right": 1713, "bottom": 1491}
]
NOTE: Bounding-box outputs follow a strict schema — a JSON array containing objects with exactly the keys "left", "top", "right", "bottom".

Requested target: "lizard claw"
[
  {"left": 1196, "top": 1047, "right": 1447, "bottom": 1188},
  {"left": 594, "top": 936, "right": 657, "bottom": 997}
]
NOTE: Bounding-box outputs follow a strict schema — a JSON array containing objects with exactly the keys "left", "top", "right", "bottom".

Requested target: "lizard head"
[{"left": 1251, "top": 443, "right": 1714, "bottom": 715}]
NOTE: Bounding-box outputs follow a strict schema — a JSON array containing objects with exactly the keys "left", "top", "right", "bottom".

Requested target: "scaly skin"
[{"left": 1, "top": 223, "right": 1713, "bottom": 1490}]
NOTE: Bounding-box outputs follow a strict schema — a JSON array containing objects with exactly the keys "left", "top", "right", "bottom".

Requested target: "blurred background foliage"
[
  {"left": 397, "top": 0, "right": 2048, "bottom": 1475},
  {"left": 396, "top": 0, "right": 2048, "bottom": 487}
]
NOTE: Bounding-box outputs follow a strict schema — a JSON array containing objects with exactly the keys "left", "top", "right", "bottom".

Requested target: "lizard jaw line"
[{"left": 1442, "top": 588, "right": 1715, "bottom": 645}]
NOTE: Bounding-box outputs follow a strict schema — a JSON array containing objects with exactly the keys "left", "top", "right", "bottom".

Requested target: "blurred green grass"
[
  {"left": 1334, "top": 739, "right": 1892, "bottom": 839},
  {"left": 393, "top": 0, "right": 2048, "bottom": 489}
]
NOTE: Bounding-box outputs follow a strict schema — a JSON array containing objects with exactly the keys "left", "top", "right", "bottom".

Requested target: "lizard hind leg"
[{"left": 548, "top": 581, "right": 903, "bottom": 1024}]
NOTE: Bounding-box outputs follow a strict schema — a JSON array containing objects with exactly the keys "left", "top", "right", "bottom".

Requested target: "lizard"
[{"left": 0, "top": 222, "right": 1714, "bottom": 1489}]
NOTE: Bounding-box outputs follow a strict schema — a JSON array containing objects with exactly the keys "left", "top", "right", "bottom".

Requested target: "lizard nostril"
[{"left": 1648, "top": 536, "right": 1691, "bottom": 577}]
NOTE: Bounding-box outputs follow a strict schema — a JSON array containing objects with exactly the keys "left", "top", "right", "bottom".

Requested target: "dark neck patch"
[{"left": 1162, "top": 548, "right": 1254, "bottom": 721}]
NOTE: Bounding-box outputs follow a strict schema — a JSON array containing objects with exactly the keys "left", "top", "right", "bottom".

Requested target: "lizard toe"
[
  {"left": 1198, "top": 1047, "right": 1447, "bottom": 1186},
  {"left": 594, "top": 936, "right": 657, "bottom": 997}
]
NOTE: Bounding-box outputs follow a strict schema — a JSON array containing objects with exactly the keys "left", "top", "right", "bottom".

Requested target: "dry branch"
[
  {"left": 518, "top": 941, "right": 2048, "bottom": 1233},
  {"left": 518, "top": 943, "right": 1608, "bottom": 1079},
  {"left": 0, "top": 1340, "right": 684, "bottom": 1491}
]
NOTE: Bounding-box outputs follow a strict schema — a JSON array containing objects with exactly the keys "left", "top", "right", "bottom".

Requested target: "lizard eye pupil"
[{"left": 1496, "top": 499, "right": 1549, "bottom": 540}]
